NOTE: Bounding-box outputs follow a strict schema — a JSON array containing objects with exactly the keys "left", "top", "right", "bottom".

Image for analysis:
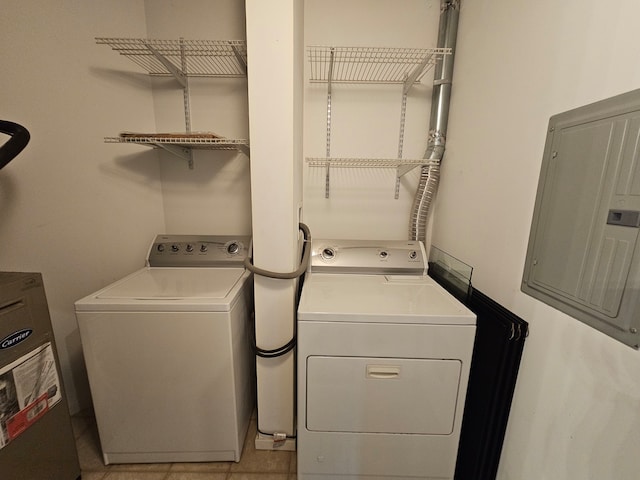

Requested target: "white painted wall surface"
[
  {"left": 303, "top": 0, "right": 440, "bottom": 240},
  {"left": 144, "top": 0, "right": 252, "bottom": 235},
  {"left": 0, "top": 0, "right": 164, "bottom": 413},
  {"left": 430, "top": 1, "right": 640, "bottom": 479}
]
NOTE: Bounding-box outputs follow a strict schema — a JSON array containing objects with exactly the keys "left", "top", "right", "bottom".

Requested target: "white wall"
[
  {"left": 0, "top": 0, "right": 252, "bottom": 414},
  {"left": 431, "top": 1, "right": 640, "bottom": 479},
  {"left": 145, "top": 0, "right": 252, "bottom": 235},
  {"left": 0, "top": 0, "right": 165, "bottom": 413},
  {"left": 303, "top": 0, "right": 440, "bottom": 239}
]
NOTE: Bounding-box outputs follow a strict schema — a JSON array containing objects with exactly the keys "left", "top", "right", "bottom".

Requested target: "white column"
[{"left": 245, "top": 0, "right": 304, "bottom": 450}]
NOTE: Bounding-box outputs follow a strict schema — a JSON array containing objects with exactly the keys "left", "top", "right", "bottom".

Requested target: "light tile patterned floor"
[{"left": 72, "top": 412, "right": 297, "bottom": 480}]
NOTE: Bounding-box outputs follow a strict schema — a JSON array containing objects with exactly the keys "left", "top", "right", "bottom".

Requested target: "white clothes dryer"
[
  {"left": 297, "top": 239, "right": 476, "bottom": 480},
  {"left": 75, "top": 235, "right": 254, "bottom": 464}
]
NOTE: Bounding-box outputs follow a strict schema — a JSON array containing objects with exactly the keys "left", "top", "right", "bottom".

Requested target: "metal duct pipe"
[{"left": 409, "top": 0, "right": 460, "bottom": 243}]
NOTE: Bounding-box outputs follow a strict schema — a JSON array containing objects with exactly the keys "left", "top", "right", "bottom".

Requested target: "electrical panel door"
[{"left": 523, "top": 89, "right": 640, "bottom": 349}]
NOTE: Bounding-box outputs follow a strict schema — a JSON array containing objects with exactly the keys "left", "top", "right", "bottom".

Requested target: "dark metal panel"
[
  {"left": 428, "top": 264, "right": 528, "bottom": 480},
  {"left": 0, "top": 272, "right": 81, "bottom": 480}
]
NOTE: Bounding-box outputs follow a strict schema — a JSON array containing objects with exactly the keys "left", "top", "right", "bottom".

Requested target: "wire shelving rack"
[
  {"left": 96, "top": 38, "right": 249, "bottom": 168},
  {"left": 306, "top": 45, "right": 450, "bottom": 198}
]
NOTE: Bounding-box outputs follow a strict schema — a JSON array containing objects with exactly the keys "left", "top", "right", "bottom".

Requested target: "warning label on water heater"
[{"left": 0, "top": 343, "right": 62, "bottom": 449}]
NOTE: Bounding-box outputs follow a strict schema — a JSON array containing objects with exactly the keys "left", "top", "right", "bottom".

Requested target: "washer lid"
[
  {"left": 297, "top": 274, "right": 475, "bottom": 324},
  {"left": 75, "top": 267, "right": 249, "bottom": 312}
]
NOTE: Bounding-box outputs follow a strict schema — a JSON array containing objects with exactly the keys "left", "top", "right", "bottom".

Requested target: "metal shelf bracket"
[
  {"left": 153, "top": 142, "right": 194, "bottom": 169},
  {"left": 402, "top": 51, "right": 436, "bottom": 95},
  {"left": 230, "top": 42, "right": 248, "bottom": 75},
  {"left": 237, "top": 143, "right": 250, "bottom": 157},
  {"left": 143, "top": 42, "right": 187, "bottom": 87}
]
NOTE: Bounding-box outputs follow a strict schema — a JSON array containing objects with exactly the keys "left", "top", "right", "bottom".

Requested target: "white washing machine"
[
  {"left": 75, "top": 235, "right": 254, "bottom": 464},
  {"left": 297, "top": 239, "right": 476, "bottom": 480}
]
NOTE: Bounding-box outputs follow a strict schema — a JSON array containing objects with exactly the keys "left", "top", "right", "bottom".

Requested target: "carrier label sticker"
[
  {"left": 0, "top": 343, "right": 61, "bottom": 449},
  {"left": 5, "top": 392, "right": 49, "bottom": 439},
  {"left": 0, "top": 329, "right": 33, "bottom": 349}
]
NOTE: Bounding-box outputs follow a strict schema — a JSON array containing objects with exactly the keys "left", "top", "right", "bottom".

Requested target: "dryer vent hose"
[
  {"left": 244, "top": 223, "right": 311, "bottom": 279},
  {"left": 246, "top": 223, "right": 311, "bottom": 359}
]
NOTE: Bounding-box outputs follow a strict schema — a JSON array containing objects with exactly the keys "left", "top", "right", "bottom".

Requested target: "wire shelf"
[
  {"left": 96, "top": 38, "right": 247, "bottom": 77},
  {"left": 307, "top": 157, "right": 438, "bottom": 199},
  {"left": 308, "top": 46, "right": 450, "bottom": 84},
  {"left": 306, "top": 157, "right": 438, "bottom": 168},
  {"left": 105, "top": 135, "right": 248, "bottom": 150}
]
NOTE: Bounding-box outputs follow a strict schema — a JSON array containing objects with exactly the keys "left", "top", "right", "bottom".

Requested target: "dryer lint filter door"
[{"left": 306, "top": 356, "right": 462, "bottom": 434}]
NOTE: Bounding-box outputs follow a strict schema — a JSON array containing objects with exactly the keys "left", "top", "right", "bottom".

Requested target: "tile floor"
[{"left": 72, "top": 412, "right": 297, "bottom": 480}]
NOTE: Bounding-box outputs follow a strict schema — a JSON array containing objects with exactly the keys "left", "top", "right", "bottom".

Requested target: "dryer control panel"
[
  {"left": 310, "top": 239, "right": 426, "bottom": 275},
  {"left": 147, "top": 235, "right": 251, "bottom": 267}
]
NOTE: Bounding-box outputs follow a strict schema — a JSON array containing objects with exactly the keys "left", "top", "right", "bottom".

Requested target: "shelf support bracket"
[
  {"left": 237, "top": 144, "right": 250, "bottom": 157},
  {"left": 152, "top": 143, "right": 194, "bottom": 169},
  {"left": 230, "top": 42, "right": 247, "bottom": 75},
  {"left": 143, "top": 42, "right": 187, "bottom": 88},
  {"left": 395, "top": 163, "right": 422, "bottom": 198},
  {"left": 402, "top": 52, "right": 433, "bottom": 96}
]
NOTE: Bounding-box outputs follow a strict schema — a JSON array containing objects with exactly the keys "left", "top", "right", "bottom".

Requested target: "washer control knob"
[
  {"left": 227, "top": 242, "right": 240, "bottom": 255},
  {"left": 200, "top": 244, "right": 208, "bottom": 253},
  {"left": 171, "top": 244, "right": 179, "bottom": 252},
  {"left": 409, "top": 250, "right": 417, "bottom": 259},
  {"left": 156, "top": 244, "right": 165, "bottom": 252},
  {"left": 186, "top": 244, "right": 194, "bottom": 253},
  {"left": 321, "top": 247, "right": 335, "bottom": 260},
  {"left": 379, "top": 251, "right": 388, "bottom": 259}
]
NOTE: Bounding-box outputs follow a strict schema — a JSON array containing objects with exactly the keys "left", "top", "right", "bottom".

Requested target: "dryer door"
[{"left": 306, "top": 356, "right": 462, "bottom": 435}]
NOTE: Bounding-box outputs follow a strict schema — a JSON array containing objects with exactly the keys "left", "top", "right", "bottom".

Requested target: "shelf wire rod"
[
  {"left": 360, "top": 48, "right": 377, "bottom": 82},
  {"left": 375, "top": 48, "right": 391, "bottom": 82},
  {"left": 189, "top": 55, "right": 206, "bottom": 75},
  {"left": 207, "top": 58, "right": 223, "bottom": 76},
  {"left": 369, "top": 50, "right": 384, "bottom": 82},
  {"left": 208, "top": 53, "right": 231, "bottom": 76},
  {"left": 229, "top": 54, "right": 244, "bottom": 75},
  {"left": 134, "top": 53, "right": 167, "bottom": 76},
  {"left": 351, "top": 48, "right": 369, "bottom": 82},
  {"left": 379, "top": 49, "right": 398, "bottom": 82},
  {"left": 307, "top": 47, "right": 316, "bottom": 80}
]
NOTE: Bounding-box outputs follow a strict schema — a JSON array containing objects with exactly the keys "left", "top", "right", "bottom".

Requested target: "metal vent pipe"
[{"left": 409, "top": 0, "right": 460, "bottom": 243}]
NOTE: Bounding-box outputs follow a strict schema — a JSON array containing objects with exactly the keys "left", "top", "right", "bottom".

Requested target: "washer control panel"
[
  {"left": 147, "top": 235, "right": 251, "bottom": 267},
  {"left": 311, "top": 239, "right": 426, "bottom": 275}
]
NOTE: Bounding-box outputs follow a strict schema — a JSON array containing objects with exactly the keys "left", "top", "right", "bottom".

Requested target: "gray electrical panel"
[{"left": 522, "top": 89, "right": 640, "bottom": 349}]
